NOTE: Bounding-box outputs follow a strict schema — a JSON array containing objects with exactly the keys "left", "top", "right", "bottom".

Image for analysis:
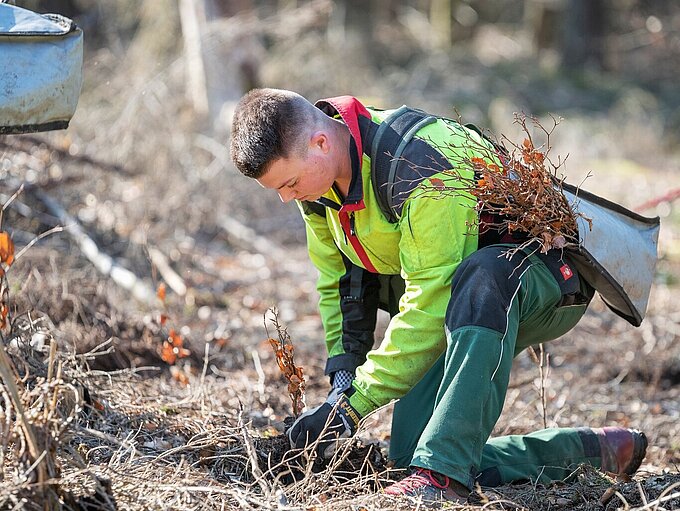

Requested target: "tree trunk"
[
  {"left": 560, "top": 0, "right": 606, "bottom": 70},
  {"left": 178, "top": 0, "right": 210, "bottom": 118},
  {"left": 178, "top": 0, "right": 260, "bottom": 130},
  {"left": 524, "top": 0, "right": 562, "bottom": 52},
  {"left": 430, "top": 0, "right": 452, "bottom": 49}
]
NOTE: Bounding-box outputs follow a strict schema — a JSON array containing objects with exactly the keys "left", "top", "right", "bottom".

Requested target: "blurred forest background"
[{"left": 1, "top": 0, "right": 679, "bottom": 508}]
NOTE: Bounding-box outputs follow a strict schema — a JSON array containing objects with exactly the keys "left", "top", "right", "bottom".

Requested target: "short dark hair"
[{"left": 230, "top": 88, "right": 310, "bottom": 179}]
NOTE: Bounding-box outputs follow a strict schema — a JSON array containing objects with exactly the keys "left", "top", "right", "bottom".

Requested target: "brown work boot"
[
  {"left": 589, "top": 427, "right": 648, "bottom": 475},
  {"left": 384, "top": 467, "right": 469, "bottom": 503}
]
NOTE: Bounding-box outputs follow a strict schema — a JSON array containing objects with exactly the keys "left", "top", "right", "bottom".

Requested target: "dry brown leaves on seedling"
[
  {"left": 265, "top": 306, "right": 306, "bottom": 417},
  {"left": 155, "top": 283, "right": 191, "bottom": 367},
  {"left": 0, "top": 231, "right": 14, "bottom": 329},
  {"left": 468, "top": 115, "right": 586, "bottom": 254},
  {"left": 410, "top": 113, "right": 590, "bottom": 255},
  {"left": 161, "top": 328, "right": 191, "bottom": 365},
  {"left": 0, "top": 232, "right": 15, "bottom": 269},
  {"left": 156, "top": 282, "right": 166, "bottom": 302}
]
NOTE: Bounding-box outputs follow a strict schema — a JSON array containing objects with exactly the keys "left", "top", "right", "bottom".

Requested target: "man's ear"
[{"left": 310, "top": 131, "right": 330, "bottom": 154}]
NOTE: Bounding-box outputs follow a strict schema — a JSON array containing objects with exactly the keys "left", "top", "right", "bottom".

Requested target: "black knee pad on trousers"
[{"left": 447, "top": 246, "right": 534, "bottom": 333}]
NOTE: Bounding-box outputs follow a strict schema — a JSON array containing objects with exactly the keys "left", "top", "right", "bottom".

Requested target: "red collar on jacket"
[
  {"left": 314, "top": 95, "right": 378, "bottom": 272},
  {"left": 314, "top": 96, "right": 371, "bottom": 211}
]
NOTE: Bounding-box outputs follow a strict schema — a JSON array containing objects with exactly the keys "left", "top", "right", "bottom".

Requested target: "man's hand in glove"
[{"left": 287, "top": 387, "right": 361, "bottom": 461}]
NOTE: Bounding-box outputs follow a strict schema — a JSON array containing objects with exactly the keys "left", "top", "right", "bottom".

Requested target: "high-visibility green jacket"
[{"left": 299, "top": 96, "right": 496, "bottom": 417}]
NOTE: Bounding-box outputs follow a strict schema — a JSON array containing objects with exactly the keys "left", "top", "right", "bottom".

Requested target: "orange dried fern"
[{"left": 265, "top": 307, "right": 306, "bottom": 417}]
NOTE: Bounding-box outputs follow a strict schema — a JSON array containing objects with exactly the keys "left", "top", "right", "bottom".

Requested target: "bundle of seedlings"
[
  {"left": 470, "top": 115, "right": 588, "bottom": 254},
  {"left": 415, "top": 113, "right": 589, "bottom": 255}
]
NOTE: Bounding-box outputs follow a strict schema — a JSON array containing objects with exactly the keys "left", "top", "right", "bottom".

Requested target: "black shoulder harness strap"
[
  {"left": 368, "top": 106, "right": 437, "bottom": 223},
  {"left": 368, "top": 107, "right": 504, "bottom": 224}
]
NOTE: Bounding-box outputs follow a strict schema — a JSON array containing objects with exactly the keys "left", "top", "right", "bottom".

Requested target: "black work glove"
[{"left": 287, "top": 387, "right": 362, "bottom": 461}]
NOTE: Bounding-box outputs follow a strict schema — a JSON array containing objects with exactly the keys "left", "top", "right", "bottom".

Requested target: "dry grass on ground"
[
  {"left": 0, "top": 273, "right": 679, "bottom": 510},
  {"left": 0, "top": 173, "right": 677, "bottom": 509}
]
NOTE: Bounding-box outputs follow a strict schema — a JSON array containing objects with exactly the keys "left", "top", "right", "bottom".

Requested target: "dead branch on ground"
[{"left": 28, "top": 186, "right": 157, "bottom": 303}]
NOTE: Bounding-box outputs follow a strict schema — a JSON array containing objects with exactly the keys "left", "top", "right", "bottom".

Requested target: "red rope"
[{"left": 635, "top": 187, "right": 680, "bottom": 212}]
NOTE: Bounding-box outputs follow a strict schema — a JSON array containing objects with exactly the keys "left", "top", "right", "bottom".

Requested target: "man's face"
[{"left": 257, "top": 138, "right": 338, "bottom": 203}]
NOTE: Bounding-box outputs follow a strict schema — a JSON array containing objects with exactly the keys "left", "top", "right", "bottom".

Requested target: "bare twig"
[
  {"left": 528, "top": 344, "right": 551, "bottom": 429},
  {"left": 13, "top": 225, "right": 64, "bottom": 263},
  {"left": 0, "top": 184, "right": 24, "bottom": 230},
  {"left": 630, "top": 485, "right": 680, "bottom": 511},
  {"left": 238, "top": 406, "right": 269, "bottom": 495},
  {"left": 635, "top": 186, "right": 680, "bottom": 212},
  {"left": 147, "top": 246, "right": 187, "bottom": 297}
]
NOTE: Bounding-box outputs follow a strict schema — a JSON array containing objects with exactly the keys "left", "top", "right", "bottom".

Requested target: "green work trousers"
[{"left": 388, "top": 248, "right": 594, "bottom": 489}]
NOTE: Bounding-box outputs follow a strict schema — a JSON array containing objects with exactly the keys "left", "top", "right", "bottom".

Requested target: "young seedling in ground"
[{"left": 264, "top": 307, "right": 306, "bottom": 417}]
